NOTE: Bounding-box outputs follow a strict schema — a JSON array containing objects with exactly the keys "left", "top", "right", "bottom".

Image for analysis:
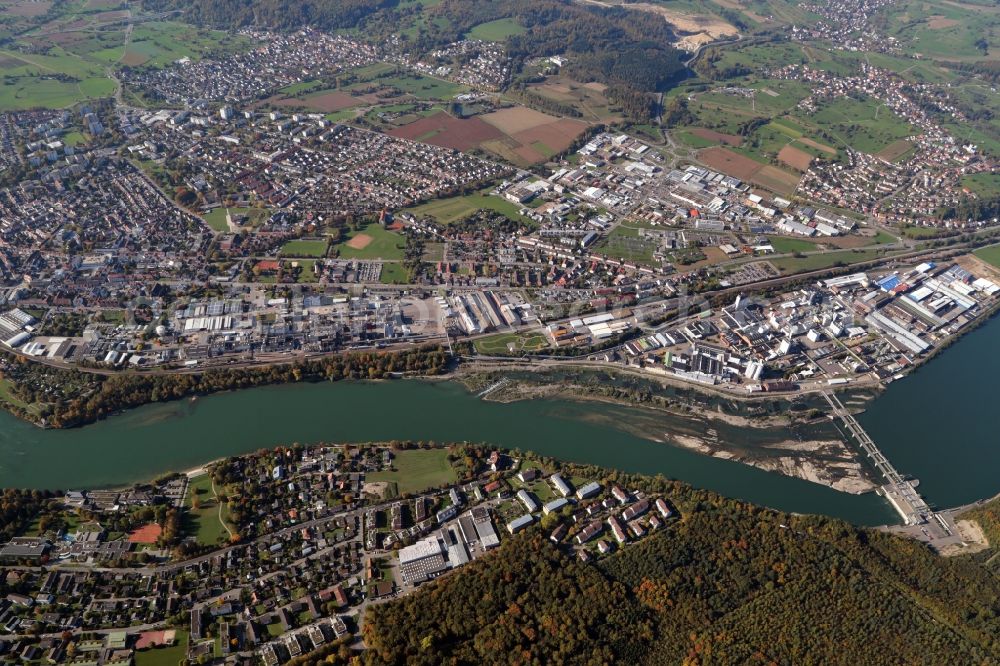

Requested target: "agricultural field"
[
  {"left": 525, "top": 76, "right": 622, "bottom": 123},
  {"left": 279, "top": 238, "right": 329, "bottom": 258},
  {"left": 332, "top": 224, "right": 404, "bottom": 260},
  {"left": 793, "top": 96, "right": 915, "bottom": 155},
  {"left": 388, "top": 110, "right": 503, "bottom": 150},
  {"left": 365, "top": 448, "right": 457, "bottom": 496},
  {"left": 377, "top": 73, "right": 466, "bottom": 100},
  {"left": 883, "top": 0, "right": 1000, "bottom": 60},
  {"left": 388, "top": 105, "right": 587, "bottom": 166},
  {"left": 974, "top": 244, "right": 1000, "bottom": 270},
  {"left": 698, "top": 146, "right": 801, "bottom": 196},
  {"left": 404, "top": 191, "right": 530, "bottom": 225},
  {"left": 474, "top": 331, "right": 549, "bottom": 355}
]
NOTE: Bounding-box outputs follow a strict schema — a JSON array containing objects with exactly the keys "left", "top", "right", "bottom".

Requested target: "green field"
[
  {"left": 333, "top": 224, "right": 404, "bottom": 260},
  {"left": 405, "top": 192, "right": 530, "bottom": 225},
  {"left": 474, "top": 331, "right": 549, "bottom": 355},
  {"left": 279, "top": 238, "right": 329, "bottom": 258},
  {"left": 884, "top": 0, "right": 999, "bottom": 60},
  {"left": 202, "top": 207, "right": 271, "bottom": 232},
  {"left": 185, "top": 474, "right": 231, "bottom": 546},
  {"left": 769, "top": 248, "right": 889, "bottom": 273},
  {"left": 135, "top": 632, "right": 189, "bottom": 666},
  {"left": 379, "top": 74, "right": 466, "bottom": 100},
  {"left": 769, "top": 236, "right": 819, "bottom": 254},
  {"left": 974, "top": 244, "right": 1000, "bottom": 269},
  {"left": 366, "top": 448, "right": 458, "bottom": 495},
  {"left": 124, "top": 21, "right": 254, "bottom": 68},
  {"left": 467, "top": 18, "right": 525, "bottom": 41},
  {"left": 378, "top": 261, "right": 410, "bottom": 284},
  {"left": 593, "top": 224, "right": 657, "bottom": 265},
  {"left": 794, "top": 96, "right": 914, "bottom": 155},
  {"left": 962, "top": 173, "right": 1000, "bottom": 198}
]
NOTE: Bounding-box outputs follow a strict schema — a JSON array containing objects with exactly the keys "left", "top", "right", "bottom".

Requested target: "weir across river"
[{"left": 823, "top": 391, "right": 940, "bottom": 529}]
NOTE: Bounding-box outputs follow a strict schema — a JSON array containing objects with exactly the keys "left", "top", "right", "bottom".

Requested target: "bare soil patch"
[
  {"left": 512, "top": 117, "right": 587, "bottom": 154},
  {"left": 876, "top": 139, "right": 914, "bottom": 162},
  {"left": 691, "top": 127, "right": 743, "bottom": 146},
  {"left": 282, "top": 90, "right": 357, "bottom": 112},
  {"left": 753, "top": 165, "right": 801, "bottom": 197},
  {"left": 481, "top": 107, "right": 559, "bottom": 134},
  {"left": 778, "top": 144, "right": 813, "bottom": 171},
  {"left": 797, "top": 136, "right": 837, "bottom": 155},
  {"left": 699, "top": 146, "right": 761, "bottom": 180},
  {"left": 927, "top": 15, "right": 960, "bottom": 29},
  {"left": 120, "top": 49, "right": 148, "bottom": 66},
  {"left": 3, "top": 0, "right": 52, "bottom": 17},
  {"left": 388, "top": 111, "right": 503, "bottom": 151},
  {"left": 346, "top": 233, "right": 373, "bottom": 250}
]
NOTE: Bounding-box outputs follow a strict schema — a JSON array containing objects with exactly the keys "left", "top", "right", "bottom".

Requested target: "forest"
[{"left": 362, "top": 461, "right": 1000, "bottom": 665}]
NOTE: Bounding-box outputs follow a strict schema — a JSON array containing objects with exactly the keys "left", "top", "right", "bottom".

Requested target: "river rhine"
[{"left": 1, "top": 313, "right": 998, "bottom": 526}]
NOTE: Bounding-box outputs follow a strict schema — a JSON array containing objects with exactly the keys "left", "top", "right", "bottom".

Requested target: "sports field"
[
  {"left": 366, "top": 448, "right": 457, "bottom": 495},
  {"left": 135, "top": 631, "right": 188, "bottom": 666},
  {"left": 333, "top": 224, "right": 404, "bottom": 260},
  {"left": 279, "top": 239, "right": 329, "bottom": 258}
]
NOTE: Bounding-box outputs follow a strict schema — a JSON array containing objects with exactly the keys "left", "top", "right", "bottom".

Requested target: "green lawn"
[
  {"left": 974, "top": 245, "right": 1000, "bottom": 269},
  {"left": 366, "top": 448, "right": 458, "bottom": 495},
  {"left": 474, "top": 332, "right": 549, "bottom": 355},
  {"left": 186, "top": 474, "right": 230, "bottom": 546},
  {"left": 404, "top": 192, "right": 530, "bottom": 225},
  {"left": 333, "top": 224, "right": 405, "bottom": 260},
  {"left": 135, "top": 631, "right": 188, "bottom": 666},
  {"left": 378, "top": 261, "right": 410, "bottom": 284},
  {"left": 467, "top": 18, "right": 525, "bottom": 41},
  {"left": 202, "top": 207, "right": 271, "bottom": 232},
  {"left": 279, "top": 238, "right": 329, "bottom": 258},
  {"left": 769, "top": 236, "right": 819, "bottom": 254},
  {"left": 770, "top": 248, "right": 889, "bottom": 273}
]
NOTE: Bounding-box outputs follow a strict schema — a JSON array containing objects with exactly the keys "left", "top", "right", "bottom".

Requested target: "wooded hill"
[{"left": 362, "top": 461, "right": 1000, "bottom": 665}]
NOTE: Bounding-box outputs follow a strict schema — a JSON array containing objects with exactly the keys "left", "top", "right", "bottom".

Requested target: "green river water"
[{"left": 2, "top": 311, "right": 998, "bottom": 526}]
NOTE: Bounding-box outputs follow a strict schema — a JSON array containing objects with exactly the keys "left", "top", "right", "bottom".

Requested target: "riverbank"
[{"left": 460, "top": 368, "right": 880, "bottom": 494}]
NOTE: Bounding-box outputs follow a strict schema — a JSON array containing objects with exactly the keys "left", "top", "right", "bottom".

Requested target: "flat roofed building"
[
  {"left": 398, "top": 537, "right": 448, "bottom": 584},
  {"left": 0, "top": 538, "right": 50, "bottom": 561},
  {"left": 507, "top": 514, "right": 534, "bottom": 534},
  {"left": 576, "top": 482, "right": 601, "bottom": 500}
]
